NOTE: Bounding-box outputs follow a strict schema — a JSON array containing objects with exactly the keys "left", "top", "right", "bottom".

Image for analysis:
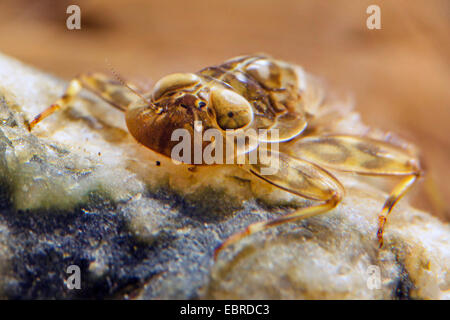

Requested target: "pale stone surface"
[
  {"left": 0, "top": 52, "right": 448, "bottom": 299},
  {"left": 205, "top": 183, "right": 450, "bottom": 299}
]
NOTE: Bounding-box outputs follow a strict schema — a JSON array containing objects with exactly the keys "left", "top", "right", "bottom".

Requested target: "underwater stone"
[{"left": 0, "top": 52, "right": 448, "bottom": 299}]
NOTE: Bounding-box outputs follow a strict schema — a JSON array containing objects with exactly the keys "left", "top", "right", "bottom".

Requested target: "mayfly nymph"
[{"left": 27, "top": 54, "right": 422, "bottom": 260}]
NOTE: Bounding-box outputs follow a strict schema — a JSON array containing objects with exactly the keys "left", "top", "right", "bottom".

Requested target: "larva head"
[{"left": 125, "top": 72, "right": 254, "bottom": 163}]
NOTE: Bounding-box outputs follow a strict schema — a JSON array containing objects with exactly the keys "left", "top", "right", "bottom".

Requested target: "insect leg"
[
  {"left": 214, "top": 192, "right": 341, "bottom": 260},
  {"left": 287, "top": 135, "right": 423, "bottom": 247},
  {"left": 26, "top": 73, "right": 139, "bottom": 131},
  {"left": 376, "top": 173, "right": 419, "bottom": 247},
  {"left": 214, "top": 150, "right": 344, "bottom": 260},
  {"left": 26, "top": 78, "right": 82, "bottom": 130}
]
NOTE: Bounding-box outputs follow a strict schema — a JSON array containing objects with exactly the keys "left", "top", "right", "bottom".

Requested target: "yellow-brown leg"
[
  {"left": 26, "top": 73, "right": 138, "bottom": 131},
  {"left": 214, "top": 149, "right": 345, "bottom": 260},
  {"left": 214, "top": 191, "right": 341, "bottom": 260},
  {"left": 26, "top": 78, "right": 82, "bottom": 130},
  {"left": 377, "top": 173, "right": 420, "bottom": 247},
  {"left": 287, "top": 135, "right": 423, "bottom": 248}
]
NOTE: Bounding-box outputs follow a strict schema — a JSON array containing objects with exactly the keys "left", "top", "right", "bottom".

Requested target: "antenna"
[{"left": 105, "top": 59, "right": 156, "bottom": 110}]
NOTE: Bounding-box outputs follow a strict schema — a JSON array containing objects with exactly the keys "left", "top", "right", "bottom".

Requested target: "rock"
[
  {"left": 204, "top": 185, "right": 450, "bottom": 299},
  {"left": 0, "top": 52, "right": 448, "bottom": 299}
]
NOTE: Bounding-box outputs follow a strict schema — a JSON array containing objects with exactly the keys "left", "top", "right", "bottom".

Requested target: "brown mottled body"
[
  {"left": 127, "top": 55, "right": 307, "bottom": 163},
  {"left": 199, "top": 55, "right": 306, "bottom": 136},
  {"left": 26, "top": 54, "right": 422, "bottom": 260}
]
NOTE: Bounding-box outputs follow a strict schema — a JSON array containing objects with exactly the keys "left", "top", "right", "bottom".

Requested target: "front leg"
[
  {"left": 26, "top": 73, "right": 139, "bottom": 131},
  {"left": 26, "top": 78, "right": 82, "bottom": 130}
]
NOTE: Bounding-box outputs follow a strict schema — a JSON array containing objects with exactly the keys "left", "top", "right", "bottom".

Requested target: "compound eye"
[
  {"left": 152, "top": 73, "right": 200, "bottom": 100},
  {"left": 210, "top": 88, "right": 253, "bottom": 130}
]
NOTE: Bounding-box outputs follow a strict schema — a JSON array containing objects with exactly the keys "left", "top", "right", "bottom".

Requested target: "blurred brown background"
[{"left": 0, "top": 0, "right": 448, "bottom": 220}]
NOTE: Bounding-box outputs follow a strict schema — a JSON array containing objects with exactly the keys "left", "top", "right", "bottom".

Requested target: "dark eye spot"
[
  {"left": 156, "top": 161, "right": 161, "bottom": 166},
  {"left": 228, "top": 111, "right": 234, "bottom": 118},
  {"left": 180, "top": 103, "right": 188, "bottom": 109},
  {"left": 198, "top": 101, "right": 206, "bottom": 108}
]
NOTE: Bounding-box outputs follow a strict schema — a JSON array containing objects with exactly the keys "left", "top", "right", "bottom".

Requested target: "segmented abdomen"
[{"left": 199, "top": 55, "right": 307, "bottom": 141}]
